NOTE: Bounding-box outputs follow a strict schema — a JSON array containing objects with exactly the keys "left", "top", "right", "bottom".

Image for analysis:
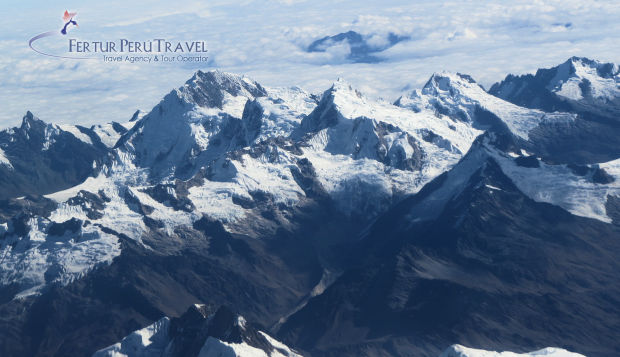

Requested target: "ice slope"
[
  {"left": 491, "top": 151, "right": 620, "bottom": 223},
  {"left": 440, "top": 344, "right": 585, "bottom": 357}
]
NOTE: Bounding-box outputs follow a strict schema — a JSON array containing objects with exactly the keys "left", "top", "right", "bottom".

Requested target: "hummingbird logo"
[
  {"left": 61, "top": 10, "right": 78, "bottom": 35},
  {"left": 28, "top": 10, "right": 92, "bottom": 59}
]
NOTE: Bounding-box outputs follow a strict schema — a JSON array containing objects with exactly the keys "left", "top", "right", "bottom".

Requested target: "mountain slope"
[
  {"left": 0, "top": 112, "right": 111, "bottom": 199},
  {"left": 489, "top": 57, "right": 620, "bottom": 163},
  {"left": 489, "top": 57, "right": 619, "bottom": 118},
  {"left": 278, "top": 135, "right": 620, "bottom": 357}
]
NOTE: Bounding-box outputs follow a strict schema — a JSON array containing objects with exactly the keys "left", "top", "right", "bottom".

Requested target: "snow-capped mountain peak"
[
  {"left": 20, "top": 110, "right": 41, "bottom": 130},
  {"left": 422, "top": 71, "right": 482, "bottom": 95},
  {"left": 546, "top": 56, "right": 619, "bottom": 102},
  {"left": 93, "top": 304, "right": 302, "bottom": 357},
  {"left": 397, "top": 71, "right": 576, "bottom": 140},
  {"left": 183, "top": 70, "right": 268, "bottom": 109},
  {"left": 113, "top": 71, "right": 271, "bottom": 179},
  {"left": 295, "top": 78, "right": 367, "bottom": 134},
  {"left": 18, "top": 111, "right": 60, "bottom": 147},
  {"left": 489, "top": 57, "right": 620, "bottom": 115}
]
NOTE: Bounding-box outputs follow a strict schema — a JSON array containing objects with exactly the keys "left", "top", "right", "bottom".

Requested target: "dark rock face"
[
  {"left": 290, "top": 158, "right": 329, "bottom": 199},
  {"left": 47, "top": 218, "right": 82, "bottom": 237},
  {"left": 0, "top": 195, "right": 57, "bottom": 241},
  {"left": 165, "top": 304, "right": 275, "bottom": 357},
  {"left": 167, "top": 304, "right": 217, "bottom": 357},
  {"left": 523, "top": 116, "right": 620, "bottom": 164},
  {"left": 489, "top": 73, "right": 571, "bottom": 113},
  {"left": 568, "top": 164, "right": 616, "bottom": 184},
  {"left": 241, "top": 99, "right": 265, "bottom": 145},
  {"left": 66, "top": 190, "right": 108, "bottom": 220},
  {"left": 514, "top": 155, "right": 540, "bottom": 168},
  {"left": 0, "top": 112, "right": 109, "bottom": 200},
  {"left": 278, "top": 154, "right": 620, "bottom": 357},
  {"left": 142, "top": 184, "right": 195, "bottom": 212},
  {"left": 296, "top": 87, "right": 344, "bottom": 135},
  {"left": 592, "top": 167, "right": 615, "bottom": 184}
]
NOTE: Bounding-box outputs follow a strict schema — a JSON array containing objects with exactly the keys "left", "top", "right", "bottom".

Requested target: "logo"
[
  {"left": 29, "top": 10, "right": 92, "bottom": 59},
  {"left": 61, "top": 10, "right": 78, "bottom": 35},
  {"left": 28, "top": 10, "right": 209, "bottom": 63}
]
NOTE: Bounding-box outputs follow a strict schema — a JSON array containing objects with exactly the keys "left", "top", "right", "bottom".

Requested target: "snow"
[
  {"left": 291, "top": 77, "right": 485, "bottom": 215},
  {"left": 46, "top": 173, "right": 148, "bottom": 241},
  {"left": 59, "top": 124, "right": 94, "bottom": 145},
  {"left": 491, "top": 150, "right": 620, "bottom": 223},
  {"left": 440, "top": 344, "right": 585, "bottom": 357},
  {"left": 234, "top": 152, "right": 304, "bottom": 205},
  {"left": 259, "top": 332, "right": 302, "bottom": 357},
  {"left": 187, "top": 148, "right": 303, "bottom": 223},
  {"left": 549, "top": 57, "right": 620, "bottom": 102},
  {"left": 0, "top": 222, "right": 121, "bottom": 299},
  {"left": 91, "top": 123, "right": 127, "bottom": 148},
  {"left": 45, "top": 174, "right": 110, "bottom": 202},
  {"left": 0, "top": 72, "right": 493, "bottom": 294},
  {"left": 188, "top": 182, "right": 248, "bottom": 223},
  {"left": 120, "top": 71, "right": 270, "bottom": 178},
  {"left": 247, "top": 86, "right": 317, "bottom": 144},
  {"left": 330, "top": 78, "right": 480, "bottom": 155},
  {"left": 198, "top": 337, "right": 270, "bottom": 357},
  {"left": 41, "top": 124, "right": 60, "bottom": 150},
  {"left": 128, "top": 187, "right": 196, "bottom": 235},
  {"left": 92, "top": 317, "right": 170, "bottom": 357},
  {"left": 0, "top": 147, "right": 13, "bottom": 169},
  {"left": 397, "top": 72, "right": 576, "bottom": 140},
  {"left": 402, "top": 134, "right": 620, "bottom": 226},
  {"left": 404, "top": 145, "right": 490, "bottom": 224},
  {"left": 198, "top": 335, "right": 302, "bottom": 357},
  {"left": 92, "top": 315, "right": 302, "bottom": 357}
]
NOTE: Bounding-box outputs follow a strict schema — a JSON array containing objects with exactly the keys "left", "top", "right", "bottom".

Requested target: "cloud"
[{"left": 0, "top": 0, "right": 618, "bottom": 128}]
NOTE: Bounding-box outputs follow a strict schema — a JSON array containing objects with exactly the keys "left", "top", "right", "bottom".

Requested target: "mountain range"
[{"left": 0, "top": 57, "right": 618, "bottom": 357}]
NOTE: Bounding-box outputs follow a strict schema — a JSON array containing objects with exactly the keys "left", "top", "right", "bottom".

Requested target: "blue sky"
[{"left": 0, "top": 0, "right": 618, "bottom": 128}]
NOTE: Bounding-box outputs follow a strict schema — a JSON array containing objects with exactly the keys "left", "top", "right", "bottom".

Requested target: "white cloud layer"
[{"left": 0, "top": 0, "right": 618, "bottom": 127}]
